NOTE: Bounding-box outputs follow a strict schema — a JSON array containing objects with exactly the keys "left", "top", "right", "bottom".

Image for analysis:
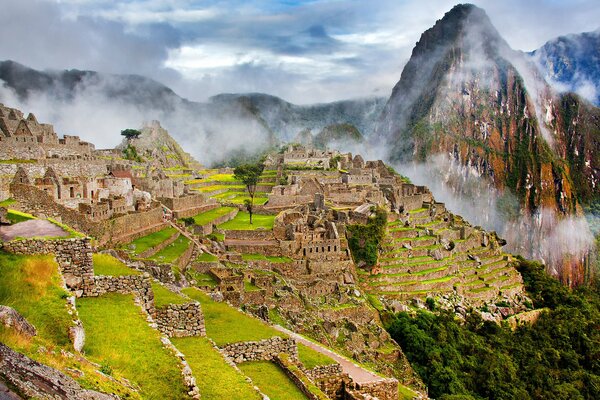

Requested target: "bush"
[{"left": 346, "top": 207, "right": 387, "bottom": 267}]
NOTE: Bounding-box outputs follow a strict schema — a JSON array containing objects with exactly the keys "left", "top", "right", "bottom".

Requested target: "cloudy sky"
[{"left": 1, "top": 0, "right": 599, "bottom": 104}]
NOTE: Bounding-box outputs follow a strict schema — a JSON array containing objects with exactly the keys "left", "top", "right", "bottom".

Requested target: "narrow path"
[{"left": 273, "top": 325, "right": 384, "bottom": 384}]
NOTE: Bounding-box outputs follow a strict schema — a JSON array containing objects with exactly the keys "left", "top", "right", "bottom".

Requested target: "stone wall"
[
  {"left": 273, "top": 355, "right": 329, "bottom": 400},
  {"left": 346, "top": 379, "right": 399, "bottom": 400},
  {"left": 1, "top": 238, "right": 95, "bottom": 296},
  {"left": 225, "top": 229, "right": 275, "bottom": 241},
  {"left": 91, "top": 275, "right": 154, "bottom": 314},
  {"left": 192, "top": 209, "right": 238, "bottom": 235},
  {"left": 175, "top": 241, "right": 195, "bottom": 269},
  {"left": 304, "top": 364, "right": 349, "bottom": 399},
  {"left": 220, "top": 336, "right": 297, "bottom": 363},
  {"left": 154, "top": 303, "right": 205, "bottom": 337},
  {"left": 160, "top": 194, "right": 217, "bottom": 219}
]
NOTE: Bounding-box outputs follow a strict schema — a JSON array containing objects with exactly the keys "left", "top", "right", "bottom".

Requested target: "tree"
[
  {"left": 234, "top": 162, "right": 264, "bottom": 224},
  {"left": 121, "top": 128, "right": 141, "bottom": 139}
]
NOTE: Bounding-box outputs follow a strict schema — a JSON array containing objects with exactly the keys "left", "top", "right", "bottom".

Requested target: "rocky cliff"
[{"left": 375, "top": 4, "right": 600, "bottom": 285}]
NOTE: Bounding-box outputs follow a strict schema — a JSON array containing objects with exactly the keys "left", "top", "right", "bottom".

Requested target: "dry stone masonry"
[
  {"left": 154, "top": 303, "right": 205, "bottom": 337},
  {"left": 220, "top": 337, "right": 298, "bottom": 364}
]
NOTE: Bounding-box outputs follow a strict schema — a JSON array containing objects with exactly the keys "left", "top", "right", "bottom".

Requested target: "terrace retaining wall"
[
  {"left": 220, "top": 336, "right": 297, "bottom": 364},
  {"left": 154, "top": 302, "right": 205, "bottom": 337}
]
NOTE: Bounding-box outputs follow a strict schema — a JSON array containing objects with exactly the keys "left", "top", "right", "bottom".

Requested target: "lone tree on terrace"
[
  {"left": 234, "top": 162, "right": 264, "bottom": 224},
  {"left": 121, "top": 128, "right": 141, "bottom": 139}
]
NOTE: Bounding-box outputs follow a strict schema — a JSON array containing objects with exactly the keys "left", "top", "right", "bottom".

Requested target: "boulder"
[{"left": 0, "top": 306, "right": 36, "bottom": 338}]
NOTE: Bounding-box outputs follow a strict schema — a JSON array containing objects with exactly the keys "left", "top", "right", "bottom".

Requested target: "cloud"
[{"left": 2, "top": 0, "right": 600, "bottom": 104}]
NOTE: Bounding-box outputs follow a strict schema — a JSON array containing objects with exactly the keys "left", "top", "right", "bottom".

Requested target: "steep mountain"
[
  {"left": 532, "top": 29, "right": 600, "bottom": 106},
  {"left": 375, "top": 3, "right": 600, "bottom": 285},
  {"left": 313, "top": 123, "right": 363, "bottom": 149},
  {"left": 0, "top": 61, "right": 384, "bottom": 165},
  {"left": 116, "top": 121, "right": 202, "bottom": 170}
]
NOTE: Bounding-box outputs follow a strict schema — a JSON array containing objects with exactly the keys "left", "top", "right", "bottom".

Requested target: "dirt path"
[
  {"left": 0, "top": 220, "right": 68, "bottom": 241},
  {"left": 273, "top": 325, "right": 384, "bottom": 384}
]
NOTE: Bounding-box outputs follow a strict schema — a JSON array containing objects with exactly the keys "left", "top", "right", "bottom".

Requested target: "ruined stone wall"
[
  {"left": 304, "top": 364, "right": 349, "bottom": 400},
  {"left": 91, "top": 275, "right": 155, "bottom": 314},
  {"left": 220, "top": 337, "right": 297, "bottom": 363},
  {"left": 346, "top": 379, "right": 399, "bottom": 400},
  {"left": 160, "top": 194, "right": 216, "bottom": 219},
  {"left": 175, "top": 240, "right": 195, "bottom": 269},
  {"left": 100, "top": 205, "right": 166, "bottom": 245},
  {"left": 272, "top": 355, "right": 330, "bottom": 400},
  {"left": 225, "top": 229, "right": 275, "bottom": 241},
  {"left": 154, "top": 303, "right": 205, "bottom": 337},
  {"left": 192, "top": 208, "right": 237, "bottom": 235}
]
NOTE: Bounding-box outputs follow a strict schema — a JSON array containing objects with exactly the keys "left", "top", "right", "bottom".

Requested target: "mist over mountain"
[
  {"left": 374, "top": 3, "right": 600, "bottom": 285},
  {"left": 0, "top": 60, "right": 384, "bottom": 165},
  {"left": 532, "top": 29, "right": 600, "bottom": 106}
]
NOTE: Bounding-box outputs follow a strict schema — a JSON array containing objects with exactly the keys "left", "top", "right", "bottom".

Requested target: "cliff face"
[{"left": 375, "top": 4, "right": 600, "bottom": 285}]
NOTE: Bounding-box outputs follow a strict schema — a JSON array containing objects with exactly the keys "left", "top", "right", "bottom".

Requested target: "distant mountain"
[
  {"left": 0, "top": 60, "right": 384, "bottom": 164},
  {"left": 375, "top": 3, "right": 600, "bottom": 285},
  {"left": 210, "top": 93, "right": 385, "bottom": 140},
  {"left": 314, "top": 123, "right": 363, "bottom": 149},
  {"left": 532, "top": 29, "right": 600, "bottom": 106}
]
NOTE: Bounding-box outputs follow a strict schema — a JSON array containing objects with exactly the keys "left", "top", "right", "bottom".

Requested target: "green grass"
[
  {"left": 399, "top": 384, "right": 419, "bottom": 400},
  {"left": 93, "top": 254, "right": 140, "bottom": 276},
  {"left": 0, "top": 252, "right": 71, "bottom": 347},
  {"left": 216, "top": 193, "right": 269, "bottom": 205},
  {"left": 208, "top": 232, "right": 225, "bottom": 242},
  {"left": 182, "top": 287, "right": 284, "bottom": 346},
  {"left": 244, "top": 280, "right": 261, "bottom": 292},
  {"left": 172, "top": 337, "right": 261, "bottom": 400},
  {"left": 47, "top": 218, "right": 85, "bottom": 238},
  {"left": 151, "top": 283, "right": 188, "bottom": 308},
  {"left": 188, "top": 271, "right": 218, "bottom": 287},
  {"left": 218, "top": 212, "right": 275, "bottom": 231},
  {"left": 238, "top": 361, "right": 308, "bottom": 400},
  {"left": 242, "top": 254, "right": 292, "bottom": 263},
  {"left": 203, "top": 173, "right": 239, "bottom": 183},
  {"left": 149, "top": 235, "right": 190, "bottom": 264},
  {"left": 197, "top": 184, "right": 245, "bottom": 192},
  {"left": 191, "top": 207, "right": 236, "bottom": 226},
  {"left": 6, "top": 209, "right": 36, "bottom": 224},
  {"left": 195, "top": 252, "right": 219, "bottom": 262},
  {"left": 297, "top": 343, "right": 336, "bottom": 369},
  {"left": 0, "top": 198, "right": 16, "bottom": 207},
  {"left": 77, "top": 293, "right": 188, "bottom": 399},
  {"left": 128, "top": 227, "right": 177, "bottom": 255}
]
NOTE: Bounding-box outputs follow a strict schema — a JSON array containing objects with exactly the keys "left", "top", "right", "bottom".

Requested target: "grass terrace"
[
  {"left": 148, "top": 235, "right": 190, "bottom": 264},
  {"left": 77, "top": 293, "right": 188, "bottom": 399},
  {"left": 171, "top": 337, "right": 261, "bottom": 400},
  {"left": 187, "top": 270, "right": 218, "bottom": 287},
  {"left": 195, "top": 252, "right": 219, "bottom": 262},
  {"left": 191, "top": 206, "right": 236, "bottom": 226},
  {"left": 215, "top": 193, "right": 269, "bottom": 205},
  {"left": 152, "top": 283, "right": 188, "bottom": 308},
  {"left": 196, "top": 184, "right": 245, "bottom": 192},
  {"left": 242, "top": 254, "right": 292, "bottom": 263},
  {"left": 182, "top": 287, "right": 285, "bottom": 346},
  {"left": 203, "top": 173, "right": 240, "bottom": 183},
  {"left": 127, "top": 227, "right": 177, "bottom": 255},
  {"left": 6, "top": 209, "right": 36, "bottom": 224},
  {"left": 297, "top": 343, "right": 336, "bottom": 369},
  {"left": 0, "top": 198, "right": 16, "bottom": 207},
  {"left": 239, "top": 361, "right": 308, "bottom": 400},
  {"left": 93, "top": 254, "right": 140, "bottom": 276},
  {"left": 218, "top": 212, "right": 275, "bottom": 231}
]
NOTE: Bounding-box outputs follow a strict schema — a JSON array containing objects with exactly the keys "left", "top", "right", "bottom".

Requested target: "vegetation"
[
  {"left": 151, "top": 283, "right": 188, "bottom": 308},
  {"left": 127, "top": 227, "right": 177, "bottom": 255},
  {"left": 0, "top": 252, "right": 71, "bottom": 347},
  {"left": 233, "top": 162, "right": 265, "bottom": 224},
  {"left": 120, "top": 128, "right": 142, "bottom": 139},
  {"left": 297, "top": 343, "right": 336, "bottom": 369},
  {"left": 122, "top": 144, "right": 143, "bottom": 162},
  {"left": 187, "top": 270, "right": 218, "bottom": 287},
  {"left": 191, "top": 206, "right": 236, "bottom": 226},
  {"left": 346, "top": 207, "right": 387, "bottom": 267},
  {"left": 182, "top": 288, "right": 285, "bottom": 346},
  {"left": 387, "top": 258, "right": 600, "bottom": 400},
  {"left": 6, "top": 209, "right": 36, "bottom": 224},
  {"left": 77, "top": 293, "right": 188, "bottom": 399},
  {"left": 218, "top": 211, "right": 275, "bottom": 230},
  {"left": 148, "top": 235, "right": 190, "bottom": 264},
  {"left": 238, "top": 361, "right": 308, "bottom": 400},
  {"left": 195, "top": 252, "right": 219, "bottom": 262},
  {"left": 172, "top": 337, "right": 261, "bottom": 399},
  {"left": 93, "top": 253, "right": 140, "bottom": 276}
]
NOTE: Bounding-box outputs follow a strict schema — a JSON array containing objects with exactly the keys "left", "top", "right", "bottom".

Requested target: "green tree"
[
  {"left": 121, "top": 128, "right": 141, "bottom": 139},
  {"left": 234, "top": 162, "right": 264, "bottom": 224}
]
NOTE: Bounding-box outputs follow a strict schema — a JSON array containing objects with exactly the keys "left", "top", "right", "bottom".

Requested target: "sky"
[{"left": 0, "top": 0, "right": 599, "bottom": 104}]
